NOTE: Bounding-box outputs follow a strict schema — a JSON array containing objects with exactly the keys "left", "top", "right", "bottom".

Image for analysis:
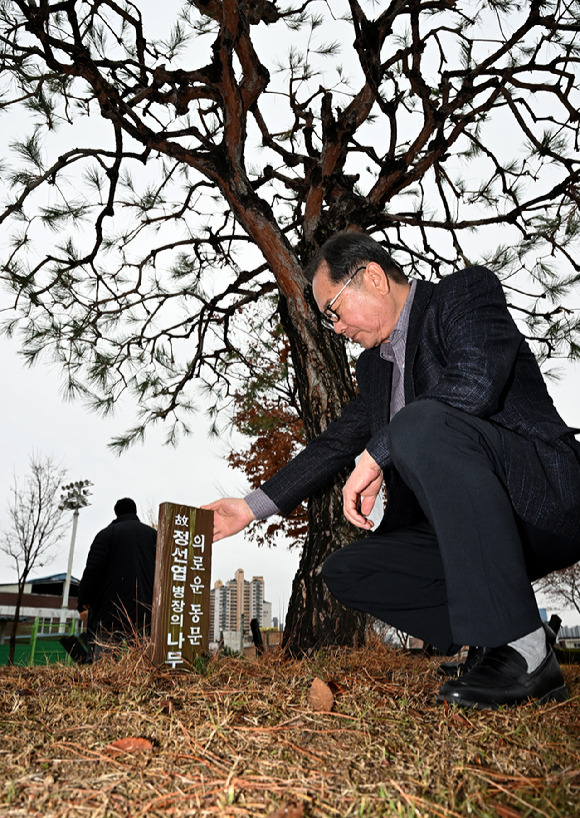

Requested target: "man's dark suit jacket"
[
  {"left": 77, "top": 512, "right": 157, "bottom": 635},
  {"left": 260, "top": 266, "right": 580, "bottom": 540}
]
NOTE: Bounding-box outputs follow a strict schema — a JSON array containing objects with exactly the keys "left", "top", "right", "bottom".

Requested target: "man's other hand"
[
  {"left": 342, "top": 450, "right": 383, "bottom": 529},
  {"left": 202, "top": 498, "right": 256, "bottom": 541}
]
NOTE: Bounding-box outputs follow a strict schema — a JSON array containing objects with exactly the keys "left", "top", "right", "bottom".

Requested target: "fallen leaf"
[
  {"left": 105, "top": 737, "right": 153, "bottom": 755},
  {"left": 309, "top": 677, "right": 334, "bottom": 712}
]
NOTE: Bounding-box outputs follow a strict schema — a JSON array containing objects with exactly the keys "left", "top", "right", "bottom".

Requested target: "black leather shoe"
[
  {"left": 436, "top": 620, "right": 560, "bottom": 680},
  {"left": 437, "top": 646, "right": 486, "bottom": 678},
  {"left": 437, "top": 645, "right": 568, "bottom": 709}
]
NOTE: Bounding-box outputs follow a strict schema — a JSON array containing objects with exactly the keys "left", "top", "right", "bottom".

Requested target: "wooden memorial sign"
[{"left": 150, "top": 503, "right": 213, "bottom": 668}]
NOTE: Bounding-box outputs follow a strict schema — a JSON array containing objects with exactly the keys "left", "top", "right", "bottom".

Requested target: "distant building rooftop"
[
  {"left": 0, "top": 573, "right": 81, "bottom": 628},
  {"left": 0, "top": 573, "right": 80, "bottom": 597}
]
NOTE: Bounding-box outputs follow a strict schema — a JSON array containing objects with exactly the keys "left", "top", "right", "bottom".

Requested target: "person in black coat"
[
  {"left": 204, "top": 231, "right": 580, "bottom": 710},
  {"left": 77, "top": 497, "right": 157, "bottom": 656}
]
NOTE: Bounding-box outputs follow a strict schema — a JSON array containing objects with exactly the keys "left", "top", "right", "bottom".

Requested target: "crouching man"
[{"left": 205, "top": 231, "right": 580, "bottom": 709}]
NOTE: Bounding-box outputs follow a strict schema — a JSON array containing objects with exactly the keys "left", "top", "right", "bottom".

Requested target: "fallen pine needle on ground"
[{"left": 0, "top": 639, "right": 579, "bottom": 817}]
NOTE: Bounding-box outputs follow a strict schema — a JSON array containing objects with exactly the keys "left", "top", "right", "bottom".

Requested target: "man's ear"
[{"left": 366, "top": 261, "right": 390, "bottom": 293}]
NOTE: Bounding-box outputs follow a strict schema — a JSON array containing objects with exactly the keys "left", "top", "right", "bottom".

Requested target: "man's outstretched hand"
[
  {"left": 202, "top": 497, "right": 255, "bottom": 542},
  {"left": 342, "top": 450, "right": 383, "bottom": 529}
]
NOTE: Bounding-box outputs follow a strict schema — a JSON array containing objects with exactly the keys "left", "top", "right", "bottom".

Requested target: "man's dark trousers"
[{"left": 322, "top": 400, "right": 580, "bottom": 653}]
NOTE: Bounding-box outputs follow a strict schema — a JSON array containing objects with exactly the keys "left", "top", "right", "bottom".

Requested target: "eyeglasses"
[{"left": 321, "top": 265, "right": 366, "bottom": 330}]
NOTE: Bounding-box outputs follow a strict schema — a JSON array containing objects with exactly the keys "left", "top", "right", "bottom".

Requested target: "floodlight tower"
[{"left": 59, "top": 480, "right": 92, "bottom": 626}]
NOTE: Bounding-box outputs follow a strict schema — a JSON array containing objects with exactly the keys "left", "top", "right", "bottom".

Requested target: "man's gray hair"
[{"left": 304, "top": 231, "right": 407, "bottom": 285}]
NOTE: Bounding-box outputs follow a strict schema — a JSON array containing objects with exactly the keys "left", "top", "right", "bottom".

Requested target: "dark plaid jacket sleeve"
[{"left": 256, "top": 353, "right": 386, "bottom": 516}]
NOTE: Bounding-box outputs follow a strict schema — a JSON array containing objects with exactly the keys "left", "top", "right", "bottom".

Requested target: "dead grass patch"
[{"left": 1, "top": 640, "right": 579, "bottom": 817}]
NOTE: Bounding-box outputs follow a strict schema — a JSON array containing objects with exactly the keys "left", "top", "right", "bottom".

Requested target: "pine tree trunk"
[
  {"left": 221, "top": 191, "right": 369, "bottom": 652},
  {"left": 282, "top": 487, "right": 367, "bottom": 655},
  {"left": 278, "top": 294, "right": 368, "bottom": 653}
]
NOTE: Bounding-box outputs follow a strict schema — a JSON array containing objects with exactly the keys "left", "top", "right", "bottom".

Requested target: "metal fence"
[{"left": 0, "top": 618, "right": 83, "bottom": 666}]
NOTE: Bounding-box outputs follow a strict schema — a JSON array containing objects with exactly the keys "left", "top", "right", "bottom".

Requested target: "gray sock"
[{"left": 508, "top": 625, "right": 547, "bottom": 673}]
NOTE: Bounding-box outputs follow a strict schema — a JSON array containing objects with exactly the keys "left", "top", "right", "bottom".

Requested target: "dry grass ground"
[{"left": 1, "top": 640, "right": 579, "bottom": 817}]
